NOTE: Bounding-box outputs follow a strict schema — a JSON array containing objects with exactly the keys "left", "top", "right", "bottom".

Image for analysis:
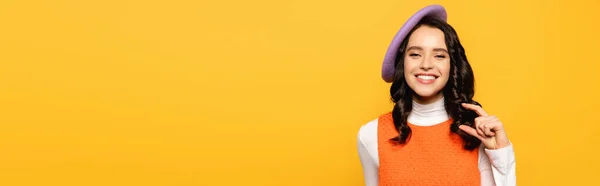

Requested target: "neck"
[{"left": 407, "top": 96, "right": 450, "bottom": 126}]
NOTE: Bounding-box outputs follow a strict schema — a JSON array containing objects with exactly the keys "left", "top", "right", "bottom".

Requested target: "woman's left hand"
[{"left": 458, "top": 103, "right": 510, "bottom": 150}]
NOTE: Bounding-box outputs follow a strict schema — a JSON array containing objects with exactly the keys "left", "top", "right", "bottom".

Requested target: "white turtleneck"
[
  {"left": 407, "top": 97, "right": 449, "bottom": 126},
  {"left": 357, "top": 97, "right": 516, "bottom": 186}
]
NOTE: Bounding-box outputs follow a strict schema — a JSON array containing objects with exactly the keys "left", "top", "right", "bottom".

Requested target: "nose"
[{"left": 419, "top": 57, "right": 434, "bottom": 70}]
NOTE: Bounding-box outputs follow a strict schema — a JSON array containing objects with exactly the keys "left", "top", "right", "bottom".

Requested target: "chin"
[
  {"left": 413, "top": 90, "right": 438, "bottom": 98},
  {"left": 407, "top": 80, "right": 445, "bottom": 100},
  {"left": 412, "top": 86, "right": 444, "bottom": 99}
]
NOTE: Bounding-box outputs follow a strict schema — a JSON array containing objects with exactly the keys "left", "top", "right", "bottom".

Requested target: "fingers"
[
  {"left": 459, "top": 103, "right": 504, "bottom": 141},
  {"left": 475, "top": 117, "right": 486, "bottom": 137},
  {"left": 461, "top": 103, "right": 488, "bottom": 117},
  {"left": 482, "top": 122, "right": 496, "bottom": 137},
  {"left": 476, "top": 116, "right": 498, "bottom": 137},
  {"left": 458, "top": 125, "right": 485, "bottom": 141},
  {"left": 486, "top": 118, "right": 501, "bottom": 136}
]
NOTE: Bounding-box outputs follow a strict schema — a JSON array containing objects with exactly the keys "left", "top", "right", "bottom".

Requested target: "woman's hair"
[{"left": 389, "top": 16, "right": 482, "bottom": 150}]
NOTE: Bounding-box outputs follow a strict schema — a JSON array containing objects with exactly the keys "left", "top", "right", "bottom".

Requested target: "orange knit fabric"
[{"left": 377, "top": 112, "right": 480, "bottom": 186}]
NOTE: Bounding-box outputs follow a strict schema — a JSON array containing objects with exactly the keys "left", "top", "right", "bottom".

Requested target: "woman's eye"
[
  {"left": 435, "top": 55, "right": 446, "bottom": 59},
  {"left": 409, "top": 53, "right": 420, "bottom": 57}
]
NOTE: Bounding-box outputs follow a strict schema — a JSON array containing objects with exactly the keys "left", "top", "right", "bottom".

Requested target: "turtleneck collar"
[{"left": 407, "top": 97, "right": 450, "bottom": 126}]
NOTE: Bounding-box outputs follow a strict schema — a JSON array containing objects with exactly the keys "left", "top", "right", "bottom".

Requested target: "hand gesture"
[{"left": 458, "top": 103, "right": 510, "bottom": 150}]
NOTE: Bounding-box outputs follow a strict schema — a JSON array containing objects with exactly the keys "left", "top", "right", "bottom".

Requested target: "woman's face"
[{"left": 403, "top": 25, "right": 451, "bottom": 104}]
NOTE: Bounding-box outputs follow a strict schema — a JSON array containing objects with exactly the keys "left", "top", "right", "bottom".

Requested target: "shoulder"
[
  {"left": 357, "top": 117, "right": 379, "bottom": 148},
  {"left": 357, "top": 112, "right": 393, "bottom": 144}
]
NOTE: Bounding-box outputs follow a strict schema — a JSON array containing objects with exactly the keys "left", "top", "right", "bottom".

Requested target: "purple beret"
[{"left": 381, "top": 5, "right": 448, "bottom": 83}]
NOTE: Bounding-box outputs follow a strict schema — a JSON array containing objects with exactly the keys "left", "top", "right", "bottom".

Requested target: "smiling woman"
[
  {"left": 357, "top": 5, "right": 516, "bottom": 186},
  {"left": 402, "top": 24, "right": 451, "bottom": 104}
]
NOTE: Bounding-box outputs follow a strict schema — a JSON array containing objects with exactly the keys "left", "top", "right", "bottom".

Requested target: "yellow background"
[{"left": 0, "top": 0, "right": 598, "bottom": 185}]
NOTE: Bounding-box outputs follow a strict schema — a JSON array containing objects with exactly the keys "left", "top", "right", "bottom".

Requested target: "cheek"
[
  {"left": 438, "top": 61, "right": 451, "bottom": 76},
  {"left": 403, "top": 59, "right": 418, "bottom": 75},
  {"left": 436, "top": 62, "right": 451, "bottom": 85}
]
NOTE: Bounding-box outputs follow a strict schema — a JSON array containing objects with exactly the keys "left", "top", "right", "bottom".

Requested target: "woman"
[{"left": 357, "top": 5, "right": 516, "bottom": 186}]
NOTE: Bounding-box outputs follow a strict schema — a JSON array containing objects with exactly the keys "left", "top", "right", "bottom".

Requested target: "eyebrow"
[{"left": 406, "top": 46, "right": 448, "bottom": 53}]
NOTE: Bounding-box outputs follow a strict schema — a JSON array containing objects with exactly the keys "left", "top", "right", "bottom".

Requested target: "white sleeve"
[
  {"left": 478, "top": 142, "right": 517, "bottom": 186},
  {"left": 358, "top": 127, "right": 379, "bottom": 186}
]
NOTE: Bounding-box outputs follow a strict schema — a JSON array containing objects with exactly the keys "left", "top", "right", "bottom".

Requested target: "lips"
[
  {"left": 417, "top": 75, "right": 436, "bottom": 80},
  {"left": 415, "top": 73, "right": 439, "bottom": 84}
]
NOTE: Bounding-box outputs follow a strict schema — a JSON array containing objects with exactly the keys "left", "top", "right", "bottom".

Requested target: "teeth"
[{"left": 417, "top": 75, "right": 435, "bottom": 80}]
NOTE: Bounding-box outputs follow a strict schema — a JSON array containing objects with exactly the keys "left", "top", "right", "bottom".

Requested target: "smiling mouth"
[{"left": 416, "top": 75, "right": 438, "bottom": 80}]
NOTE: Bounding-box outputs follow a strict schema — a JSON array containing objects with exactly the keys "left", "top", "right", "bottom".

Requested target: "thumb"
[{"left": 459, "top": 125, "right": 484, "bottom": 141}]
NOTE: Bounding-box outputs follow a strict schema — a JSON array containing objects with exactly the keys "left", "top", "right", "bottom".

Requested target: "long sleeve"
[
  {"left": 357, "top": 123, "right": 379, "bottom": 186},
  {"left": 358, "top": 133, "right": 378, "bottom": 186},
  {"left": 479, "top": 142, "right": 517, "bottom": 186}
]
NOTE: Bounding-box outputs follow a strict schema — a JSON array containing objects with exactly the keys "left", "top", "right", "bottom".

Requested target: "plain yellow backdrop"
[{"left": 0, "top": 0, "right": 599, "bottom": 185}]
